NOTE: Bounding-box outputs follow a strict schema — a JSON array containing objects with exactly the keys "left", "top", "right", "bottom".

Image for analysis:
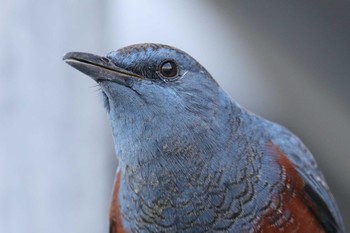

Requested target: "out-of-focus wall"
[
  {"left": 1, "top": 0, "right": 348, "bottom": 232},
  {"left": 0, "top": 1, "right": 115, "bottom": 233}
]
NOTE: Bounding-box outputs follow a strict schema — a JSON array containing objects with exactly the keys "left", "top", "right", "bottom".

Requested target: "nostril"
[{"left": 101, "top": 57, "right": 110, "bottom": 64}]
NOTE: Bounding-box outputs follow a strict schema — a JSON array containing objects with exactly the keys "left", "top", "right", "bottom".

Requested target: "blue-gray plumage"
[{"left": 63, "top": 43, "right": 344, "bottom": 233}]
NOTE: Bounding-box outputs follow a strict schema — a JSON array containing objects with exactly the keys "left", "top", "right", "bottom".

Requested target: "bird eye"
[{"left": 159, "top": 60, "right": 178, "bottom": 78}]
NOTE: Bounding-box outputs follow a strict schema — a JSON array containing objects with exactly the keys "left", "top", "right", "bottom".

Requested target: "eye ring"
[{"left": 159, "top": 60, "right": 178, "bottom": 79}]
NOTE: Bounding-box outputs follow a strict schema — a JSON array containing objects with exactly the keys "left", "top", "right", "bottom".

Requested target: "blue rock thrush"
[{"left": 63, "top": 43, "right": 345, "bottom": 233}]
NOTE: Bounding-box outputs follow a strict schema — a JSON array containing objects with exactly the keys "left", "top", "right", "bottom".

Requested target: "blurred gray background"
[{"left": 1, "top": 1, "right": 349, "bottom": 232}]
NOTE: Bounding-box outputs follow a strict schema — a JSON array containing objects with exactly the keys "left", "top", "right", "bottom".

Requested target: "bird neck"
[{"left": 113, "top": 92, "right": 244, "bottom": 172}]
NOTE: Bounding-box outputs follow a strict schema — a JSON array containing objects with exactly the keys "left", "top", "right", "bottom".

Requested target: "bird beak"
[{"left": 63, "top": 52, "right": 143, "bottom": 85}]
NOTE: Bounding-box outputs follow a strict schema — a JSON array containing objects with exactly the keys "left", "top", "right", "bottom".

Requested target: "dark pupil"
[{"left": 161, "top": 61, "right": 177, "bottom": 77}]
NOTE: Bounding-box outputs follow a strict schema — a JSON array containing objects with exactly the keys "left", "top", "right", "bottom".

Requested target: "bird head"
[{"left": 63, "top": 44, "right": 234, "bottom": 165}]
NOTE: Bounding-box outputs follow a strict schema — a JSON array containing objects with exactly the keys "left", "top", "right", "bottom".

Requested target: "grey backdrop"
[{"left": 1, "top": 1, "right": 349, "bottom": 232}]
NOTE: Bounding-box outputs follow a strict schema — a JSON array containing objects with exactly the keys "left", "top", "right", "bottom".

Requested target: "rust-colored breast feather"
[
  {"left": 109, "top": 170, "right": 128, "bottom": 233},
  {"left": 259, "top": 142, "right": 325, "bottom": 233}
]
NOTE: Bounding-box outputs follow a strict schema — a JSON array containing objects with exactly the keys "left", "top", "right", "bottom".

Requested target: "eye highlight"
[{"left": 159, "top": 60, "right": 178, "bottom": 78}]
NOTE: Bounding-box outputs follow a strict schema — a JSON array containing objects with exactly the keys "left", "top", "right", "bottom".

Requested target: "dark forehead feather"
[
  {"left": 110, "top": 43, "right": 194, "bottom": 65},
  {"left": 107, "top": 43, "right": 202, "bottom": 73},
  {"left": 116, "top": 43, "right": 184, "bottom": 56}
]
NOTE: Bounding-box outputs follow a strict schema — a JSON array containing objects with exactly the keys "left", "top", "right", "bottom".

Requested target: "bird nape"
[{"left": 63, "top": 43, "right": 345, "bottom": 233}]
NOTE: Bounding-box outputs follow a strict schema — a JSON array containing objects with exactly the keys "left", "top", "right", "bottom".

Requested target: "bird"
[{"left": 63, "top": 43, "right": 345, "bottom": 233}]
